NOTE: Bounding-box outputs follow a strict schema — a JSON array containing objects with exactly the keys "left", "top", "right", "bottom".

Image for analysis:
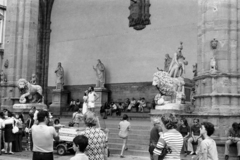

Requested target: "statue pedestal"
[
  {"left": 94, "top": 88, "right": 109, "bottom": 108},
  {"left": 94, "top": 87, "right": 109, "bottom": 129},
  {"left": 13, "top": 103, "right": 47, "bottom": 113},
  {"left": 50, "top": 89, "right": 69, "bottom": 115}
]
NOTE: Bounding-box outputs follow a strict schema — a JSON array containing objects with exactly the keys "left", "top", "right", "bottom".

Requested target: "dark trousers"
[{"left": 32, "top": 152, "right": 53, "bottom": 160}]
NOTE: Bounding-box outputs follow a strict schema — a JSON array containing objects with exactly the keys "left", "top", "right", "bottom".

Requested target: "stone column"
[
  {"left": 192, "top": 0, "right": 240, "bottom": 137},
  {"left": 0, "top": 0, "right": 40, "bottom": 109}
]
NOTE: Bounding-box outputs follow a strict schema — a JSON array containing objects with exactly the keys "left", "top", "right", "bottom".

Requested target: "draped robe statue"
[
  {"left": 93, "top": 59, "right": 105, "bottom": 88},
  {"left": 55, "top": 62, "right": 64, "bottom": 90}
]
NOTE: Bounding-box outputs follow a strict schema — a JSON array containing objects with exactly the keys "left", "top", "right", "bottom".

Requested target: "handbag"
[
  {"left": 12, "top": 121, "right": 19, "bottom": 134},
  {"left": 155, "top": 138, "right": 172, "bottom": 160}
]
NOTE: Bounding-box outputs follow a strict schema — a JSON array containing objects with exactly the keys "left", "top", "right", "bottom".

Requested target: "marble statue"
[
  {"left": 210, "top": 57, "right": 217, "bottom": 73},
  {"left": 0, "top": 70, "right": 7, "bottom": 83},
  {"left": 18, "top": 78, "right": 43, "bottom": 103},
  {"left": 55, "top": 62, "right": 64, "bottom": 90},
  {"left": 168, "top": 42, "right": 188, "bottom": 78},
  {"left": 164, "top": 54, "right": 172, "bottom": 72},
  {"left": 30, "top": 73, "right": 38, "bottom": 85},
  {"left": 193, "top": 63, "right": 197, "bottom": 77},
  {"left": 93, "top": 59, "right": 105, "bottom": 88}
]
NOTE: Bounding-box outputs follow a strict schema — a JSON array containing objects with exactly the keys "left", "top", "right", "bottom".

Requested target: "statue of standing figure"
[
  {"left": 55, "top": 62, "right": 64, "bottom": 90},
  {"left": 93, "top": 59, "right": 105, "bottom": 88},
  {"left": 30, "top": 73, "right": 38, "bottom": 85},
  {"left": 168, "top": 42, "right": 188, "bottom": 78},
  {"left": 0, "top": 70, "right": 7, "bottom": 83}
]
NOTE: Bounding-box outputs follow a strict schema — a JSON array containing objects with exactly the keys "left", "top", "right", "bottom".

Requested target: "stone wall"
[
  {"left": 48, "top": 0, "right": 198, "bottom": 86},
  {"left": 47, "top": 80, "right": 193, "bottom": 105}
]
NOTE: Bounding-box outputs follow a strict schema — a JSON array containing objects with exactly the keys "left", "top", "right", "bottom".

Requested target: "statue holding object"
[
  {"left": 93, "top": 59, "right": 105, "bottom": 88},
  {"left": 168, "top": 42, "right": 188, "bottom": 78},
  {"left": 18, "top": 78, "right": 43, "bottom": 103}
]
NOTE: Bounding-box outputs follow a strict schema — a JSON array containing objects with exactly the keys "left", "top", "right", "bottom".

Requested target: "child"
[{"left": 70, "top": 135, "right": 89, "bottom": 160}]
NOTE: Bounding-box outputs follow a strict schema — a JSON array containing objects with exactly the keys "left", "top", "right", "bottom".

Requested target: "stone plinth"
[
  {"left": 50, "top": 89, "right": 69, "bottom": 115},
  {"left": 13, "top": 103, "right": 47, "bottom": 113},
  {"left": 94, "top": 88, "right": 109, "bottom": 108}
]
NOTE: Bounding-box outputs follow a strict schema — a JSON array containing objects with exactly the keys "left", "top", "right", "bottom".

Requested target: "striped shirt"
[{"left": 153, "top": 129, "right": 183, "bottom": 160}]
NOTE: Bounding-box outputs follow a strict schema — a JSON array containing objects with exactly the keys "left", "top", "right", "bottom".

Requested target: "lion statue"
[{"left": 17, "top": 78, "right": 43, "bottom": 103}]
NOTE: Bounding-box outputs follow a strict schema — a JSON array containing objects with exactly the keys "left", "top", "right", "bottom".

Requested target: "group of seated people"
[
  {"left": 67, "top": 99, "right": 81, "bottom": 111},
  {"left": 99, "top": 97, "right": 148, "bottom": 117}
]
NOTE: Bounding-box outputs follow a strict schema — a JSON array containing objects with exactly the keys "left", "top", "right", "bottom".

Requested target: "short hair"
[
  {"left": 122, "top": 114, "right": 128, "bottom": 120},
  {"left": 37, "top": 110, "right": 49, "bottom": 122},
  {"left": 232, "top": 122, "right": 238, "bottom": 129},
  {"left": 83, "top": 111, "right": 97, "bottom": 127},
  {"left": 161, "top": 114, "right": 178, "bottom": 129},
  {"left": 54, "top": 119, "right": 60, "bottom": 124},
  {"left": 73, "top": 135, "right": 88, "bottom": 152},
  {"left": 201, "top": 122, "right": 215, "bottom": 136},
  {"left": 90, "top": 86, "right": 94, "bottom": 91}
]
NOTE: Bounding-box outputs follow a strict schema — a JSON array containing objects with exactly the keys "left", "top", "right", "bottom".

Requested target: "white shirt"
[
  {"left": 88, "top": 92, "right": 96, "bottom": 102},
  {"left": 33, "top": 110, "right": 39, "bottom": 121},
  {"left": 0, "top": 118, "right": 4, "bottom": 129},
  {"left": 70, "top": 153, "right": 89, "bottom": 160},
  {"left": 32, "top": 124, "right": 57, "bottom": 152}
]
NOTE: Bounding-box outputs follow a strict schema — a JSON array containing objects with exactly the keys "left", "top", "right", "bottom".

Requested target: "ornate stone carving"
[
  {"left": 93, "top": 59, "right": 105, "bottom": 88},
  {"left": 30, "top": 73, "right": 38, "bottom": 85},
  {"left": 128, "top": 0, "right": 151, "bottom": 30},
  {"left": 210, "top": 38, "right": 218, "bottom": 49},
  {"left": 168, "top": 42, "right": 188, "bottom": 78},
  {"left": 0, "top": 69, "right": 7, "bottom": 83},
  {"left": 55, "top": 62, "right": 64, "bottom": 90},
  {"left": 4, "top": 59, "right": 8, "bottom": 68},
  {"left": 193, "top": 63, "right": 197, "bottom": 77},
  {"left": 17, "top": 78, "right": 43, "bottom": 103}
]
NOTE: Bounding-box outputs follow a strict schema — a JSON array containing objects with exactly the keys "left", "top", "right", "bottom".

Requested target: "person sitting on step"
[
  {"left": 187, "top": 118, "right": 202, "bottom": 155},
  {"left": 127, "top": 98, "right": 137, "bottom": 112},
  {"left": 138, "top": 98, "right": 146, "bottom": 112},
  {"left": 225, "top": 122, "right": 240, "bottom": 160}
]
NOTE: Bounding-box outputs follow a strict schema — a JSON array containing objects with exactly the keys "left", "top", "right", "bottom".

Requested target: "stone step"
[
  {"left": 108, "top": 138, "right": 149, "bottom": 145},
  {"left": 107, "top": 124, "right": 151, "bottom": 131},
  {"left": 108, "top": 133, "right": 150, "bottom": 140},
  {"left": 109, "top": 128, "right": 150, "bottom": 136},
  {"left": 108, "top": 143, "right": 148, "bottom": 150},
  {"left": 110, "top": 148, "right": 149, "bottom": 157}
]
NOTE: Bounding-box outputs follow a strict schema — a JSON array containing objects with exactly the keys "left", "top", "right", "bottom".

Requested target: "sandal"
[
  {"left": 120, "top": 155, "right": 125, "bottom": 158},
  {"left": 9, "top": 152, "right": 14, "bottom": 154}
]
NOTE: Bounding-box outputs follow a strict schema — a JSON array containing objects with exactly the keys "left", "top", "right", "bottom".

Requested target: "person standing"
[
  {"left": 0, "top": 112, "right": 4, "bottom": 155},
  {"left": 25, "top": 111, "right": 34, "bottom": 151},
  {"left": 31, "top": 110, "right": 59, "bottom": 160},
  {"left": 88, "top": 86, "right": 99, "bottom": 112},
  {"left": 82, "top": 90, "right": 89, "bottom": 114},
  {"left": 118, "top": 114, "right": 131, "bottom": 158},
  {"left": 13, "top": 113, "right": 24, "bottom": 152},
  {"left": 82, "top": 111, "right": 106, "bottom": 160},
  {"left": 70, "top": 135, "right": 89, "bottom": 160},
  {"left": 153, "top": 114, "right": 183, "bottom": 160},
  {"left": 196, "top": 122, "right": 218, "bottom": 160},
  {"left": 2, "top": 110, "right": 15, "bottom": 154},
  {"left": 149, "top": 118, "right": 162, "bottom": 160}
]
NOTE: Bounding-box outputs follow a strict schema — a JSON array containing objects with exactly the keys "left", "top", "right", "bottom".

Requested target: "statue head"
[
  {"left": 58, "top": 62, "right": 61, "bottom": 67},
  {"left": 165, "top": 54, "right": 170, "bottom": 59},
  {"left": 17, "top": 79, "right": 28, "bottom": 93},
  {"left": 97, "top": 59, "right": 101, "bottom": 63}
]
